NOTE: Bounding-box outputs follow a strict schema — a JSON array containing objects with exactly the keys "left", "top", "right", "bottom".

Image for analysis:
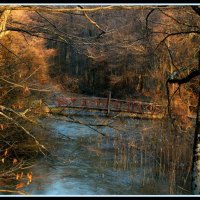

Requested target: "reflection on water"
[{"left": 9, "top": 116, "right": 194, "bottom": 195}]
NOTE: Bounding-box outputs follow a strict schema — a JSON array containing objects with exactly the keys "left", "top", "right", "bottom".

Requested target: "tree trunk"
[{"left": 192, "top": 50, "right": 200, "bottom": 194}]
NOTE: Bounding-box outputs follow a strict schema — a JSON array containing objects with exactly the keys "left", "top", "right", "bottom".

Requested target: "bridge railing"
[{"left": 55, "top": 97, "right": 164, "bottom": 114}]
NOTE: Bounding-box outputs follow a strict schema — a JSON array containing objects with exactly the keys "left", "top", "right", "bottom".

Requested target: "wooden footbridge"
[{"left": 46, "top": 96, "right": 165, "bottom": 119}]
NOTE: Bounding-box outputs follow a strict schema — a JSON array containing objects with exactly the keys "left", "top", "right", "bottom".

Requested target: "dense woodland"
[{"left": 0, "top": 5, "right": 200, "bottom": 195}]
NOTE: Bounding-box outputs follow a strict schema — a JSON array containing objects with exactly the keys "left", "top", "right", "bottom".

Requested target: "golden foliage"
[
  {"left": 15, "top": 182, "right": 25, "bottom": 189},
  {"left": 3, "top": 149, "right": 8, "bottom": 157},
  {"left": 16, "top": 173, "right": 20, "bottom": 180},
  {"left": 0, "top": 124, "right": 4, "bottom": 130},
  {"left": 13, "top": 158, "right": 18, "bottom": 165},
  {"left": 27, "top": 172, "right": 33, "bottom": 185}
]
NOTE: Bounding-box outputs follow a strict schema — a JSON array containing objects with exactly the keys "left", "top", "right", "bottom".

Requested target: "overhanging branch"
[
  {"left": 154, "top": 31, "right": 200, "bottom": 53},
  {"left": 167, "top": 69, "right": 200, "bottom": 85},
  {"left": 78, "top": 5, "right": 106, "bottom": 36}
]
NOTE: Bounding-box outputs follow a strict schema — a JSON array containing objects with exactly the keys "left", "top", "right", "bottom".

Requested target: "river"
[{"left": 13, "top": 111, "right": 190, "bottom": 196}]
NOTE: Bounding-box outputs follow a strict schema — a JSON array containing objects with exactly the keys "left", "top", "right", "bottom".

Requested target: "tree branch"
[
  {"left": 191, "top": 6, "right": 200, "bottom": 16},
  {"left": 78, "top": 5, "right": 106, "bottom": 36},
  {"left": 167, "top": 69, "right": 200, "bottom": 84},
  {"left": 154, "top": 31, "right": 200, "bottom": 53},
  {"left": 146, "top": 8, "right": 155, "bottom": 35},
  {"left": 158, "top": 8, "right": 200, "bottom": 29},
  {"left": 0, "top": 110, "right": 49, "bottom": 156},
  {"left": 0, "top": 6, "right": 166, "bottom": 13},
  {"left": 0, "top": 10, "right": 11, "bottom": 39},
  {"left": 0, "top": 77, "right": 51, "bottom": 92}
]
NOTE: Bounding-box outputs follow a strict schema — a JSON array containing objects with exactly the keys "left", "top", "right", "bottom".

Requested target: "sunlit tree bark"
[{"left": 0, "top": 10, "right": 10, "bottom": 39}]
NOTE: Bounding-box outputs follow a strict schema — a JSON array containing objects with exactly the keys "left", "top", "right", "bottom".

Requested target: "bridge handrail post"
[
  {"left": 127, "top": 98, "right": 130, "bottom": 112},
  {"left": 82, "top": 98, "right": 86, "bottom": 107},
  {"left": 107, "top": 91, "right": 111, "bottom": 114},
  {"left": 132, "top": 98, "right": 134, "bottom": 113}
]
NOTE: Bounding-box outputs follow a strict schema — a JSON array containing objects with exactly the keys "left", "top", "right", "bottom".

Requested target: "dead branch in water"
[{"left": 0, "top": 105, "right": 49, "bottom": 156}]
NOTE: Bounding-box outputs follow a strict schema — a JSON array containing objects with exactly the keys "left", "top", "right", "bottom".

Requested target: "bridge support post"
[
  {"left": 107, "top": 91, "right": 111, "bottom": 115},
  {"left": 132, "top": 101, "right": 134, "bottom": 113},
  {"left": 127, "top": 98, "right": 130, "bottom": 112},
  {"left": 71, "top": 98, "right": 76, "bottom": 107},
  {"left": 82, "top": 98, "right": 87, "bottom": 107},
  {"left": 96, "top": 98, "right": 100, "bottom": 107}
]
